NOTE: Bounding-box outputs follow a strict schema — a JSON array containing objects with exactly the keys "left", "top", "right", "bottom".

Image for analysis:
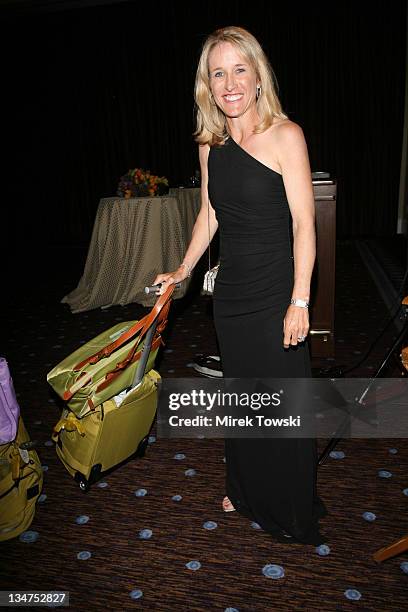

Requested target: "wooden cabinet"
[{"left": 309, "top": 180, "right": 337, "bottom": 358}]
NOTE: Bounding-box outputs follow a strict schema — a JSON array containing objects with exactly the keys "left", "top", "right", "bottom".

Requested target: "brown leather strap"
[
  {"left": 123, "top": 286, "right": 173, "bottom": 361},
  {"left": 63, "top": 285, "right": 173, "bottom": 401},
  {"left": 114, "top": 300, "right": 170, "bottom": 372},
  {"left": 63, "top": 371, "right": 93, "bottom": 400},
  {"left": 73, "top": 284, "right": 175, "bottom": 370},
  {"left": 63, "top": 329, "right": 164, "bottom": 403},
  {"left": 87, "top": 397, "right": 95, "bottom": 411},
  {"left": 74, "top": 318, "right": 147, "bottom": 370}
]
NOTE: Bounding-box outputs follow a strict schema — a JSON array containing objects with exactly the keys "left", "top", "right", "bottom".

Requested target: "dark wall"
[{"left": 2, "top": 0, "right": 406, "bottom": 247}]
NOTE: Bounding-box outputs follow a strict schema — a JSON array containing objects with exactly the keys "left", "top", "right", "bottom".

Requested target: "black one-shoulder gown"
[{"left": 208, "top": 135, "right": 328, "bottom": 545}]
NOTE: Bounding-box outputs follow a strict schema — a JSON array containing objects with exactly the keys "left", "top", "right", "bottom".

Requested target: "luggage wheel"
[
  {"left": 74, "top": 472, "right": 91, "bottom": 492},
  {"left": 135, "top": 435, "right": 149, "bottom": 458},
  {"left": 79, "top": 479, "right": 90, "bottom": 492}
]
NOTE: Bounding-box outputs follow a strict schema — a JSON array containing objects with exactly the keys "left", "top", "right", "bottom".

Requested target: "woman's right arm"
[{"left": 153, "top": 143, "right": 219, "bottom": 291}]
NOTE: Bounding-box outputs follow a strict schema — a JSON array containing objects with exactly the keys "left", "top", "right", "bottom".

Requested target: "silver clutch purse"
[
  {"left": 202, "top": 263, "right": 219, "bottom": 295},
  {"left": 201, "top": 191, "right": 219, "bottom": 296}
]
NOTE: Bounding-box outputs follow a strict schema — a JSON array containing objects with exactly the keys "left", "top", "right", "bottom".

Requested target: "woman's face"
[{"left": 208, "top": 42, "right": 258, "bottom": 119}]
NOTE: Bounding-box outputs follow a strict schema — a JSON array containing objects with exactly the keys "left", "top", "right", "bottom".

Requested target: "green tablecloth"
[{"left": 62, "top": 188, "right": 201, "bottom": 312}]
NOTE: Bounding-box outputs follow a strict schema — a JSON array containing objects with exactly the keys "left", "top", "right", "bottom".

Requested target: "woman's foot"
[{"left": 222, "top": 496, "right": 236, "bottom": 512}]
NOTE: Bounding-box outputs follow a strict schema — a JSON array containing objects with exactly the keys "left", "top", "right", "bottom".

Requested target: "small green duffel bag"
[{"left": 47, "top": 285, "right": 174, "bottom": 418}]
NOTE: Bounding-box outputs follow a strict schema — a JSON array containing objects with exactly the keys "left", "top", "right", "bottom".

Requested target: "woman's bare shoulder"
[
  {"left": 258, "top": 120, "right": 305, "bottom": 170},
  {"left": 270, "top": 119, "right": 305, "bottom": 143}
]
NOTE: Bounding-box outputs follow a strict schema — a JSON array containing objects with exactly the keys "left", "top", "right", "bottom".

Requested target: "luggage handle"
[
  {"left": 63, "top": 285, "right": 173, "bottom": 401},
  {"left": 111, "top": 299, "right": 170, "bottom": 376},
  {"left": 73, "top": 284, "right": 175, "bottom": 371},
  {"left": 131, "top": 318, "right": 158, "bottom": 389}
]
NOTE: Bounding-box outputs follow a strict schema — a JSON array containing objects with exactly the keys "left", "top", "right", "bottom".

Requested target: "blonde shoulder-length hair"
[{"left": 193, "top": 26, "right": 287, "bottom": 146}]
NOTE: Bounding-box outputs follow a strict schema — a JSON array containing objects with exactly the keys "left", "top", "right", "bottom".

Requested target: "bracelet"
[
  {"left": 290, "top": 298, "right": 309, "bottom": 308},
  {"left": 180, "top": 262, "right": 192, "bottom": 277}
]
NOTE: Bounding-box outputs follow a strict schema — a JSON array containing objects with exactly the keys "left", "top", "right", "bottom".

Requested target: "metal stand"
[{"left": 318, "top": 299, "right": 408, "bottom": 465}]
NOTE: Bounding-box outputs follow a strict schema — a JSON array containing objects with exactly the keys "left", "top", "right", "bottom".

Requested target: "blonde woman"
[{"left": 154, "top": 26, "right": 327, "bottom": 545}]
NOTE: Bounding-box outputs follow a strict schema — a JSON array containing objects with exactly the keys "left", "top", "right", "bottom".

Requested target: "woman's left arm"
[{"left": 276, "top": 122, "right": 316, "bottom": 348}]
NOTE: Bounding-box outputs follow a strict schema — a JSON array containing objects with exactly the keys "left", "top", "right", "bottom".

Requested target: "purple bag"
[{"left": 0, "top": 357, "right": 20, "bottom": 444}]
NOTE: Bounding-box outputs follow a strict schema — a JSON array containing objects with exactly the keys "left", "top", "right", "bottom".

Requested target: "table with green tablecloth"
[{"left": 62, "top": 188, "right": 201, "bottom": 312}]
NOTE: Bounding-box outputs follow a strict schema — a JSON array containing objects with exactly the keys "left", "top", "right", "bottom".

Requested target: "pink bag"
[{"left": 0, "top": 357, "right": 20, "bottom": 444}]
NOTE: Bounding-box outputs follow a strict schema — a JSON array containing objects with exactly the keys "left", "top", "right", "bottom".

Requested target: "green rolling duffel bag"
[{"left": 47, "top": 284, "right": 174, "bottom": 490}]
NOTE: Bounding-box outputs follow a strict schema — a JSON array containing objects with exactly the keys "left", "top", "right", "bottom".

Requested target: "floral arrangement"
[{"left": 117, "top": 168, "right": 169, "bottom": 198}]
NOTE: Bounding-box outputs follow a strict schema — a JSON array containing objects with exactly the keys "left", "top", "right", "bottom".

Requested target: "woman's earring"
[{"left": 256, "top": 84, "right": 262, "bottom": 100}]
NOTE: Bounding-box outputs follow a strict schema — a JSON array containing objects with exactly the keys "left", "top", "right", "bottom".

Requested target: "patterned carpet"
[{"left": 1, "top": 239, "right": 407, "bottom": 611}]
